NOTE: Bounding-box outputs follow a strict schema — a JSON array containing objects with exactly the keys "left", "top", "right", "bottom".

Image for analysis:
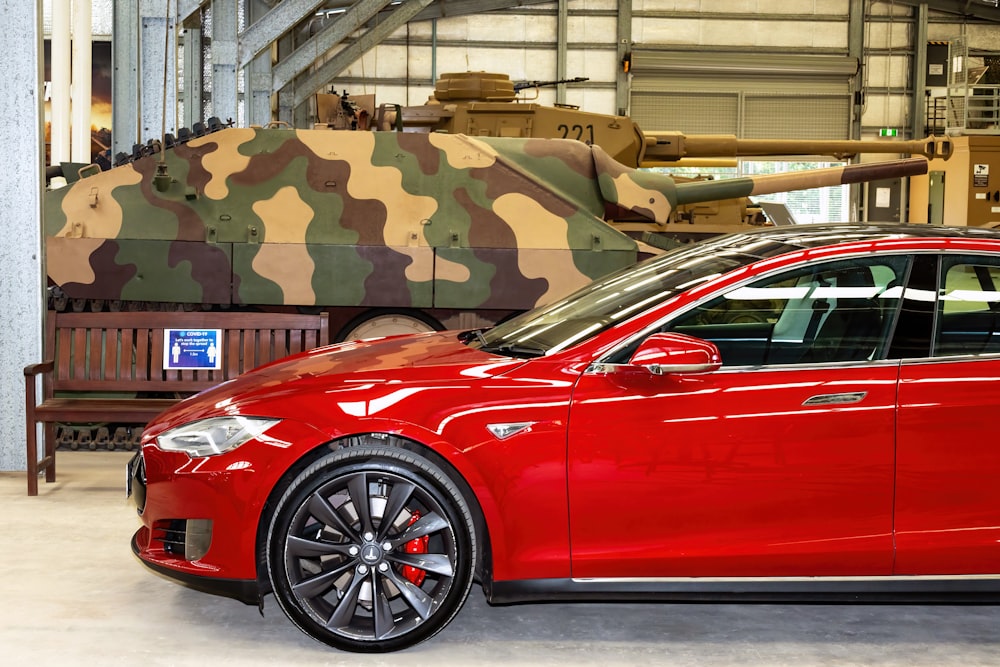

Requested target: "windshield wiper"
[
  {"left": 459, "top": 328, "right": 545, "bottom": 357},
  {"left": 457, "top": 328, "right": 490, "bottom": 345},
  {"left": 479, "top": 342, "right": 547, "bottom": 358}
]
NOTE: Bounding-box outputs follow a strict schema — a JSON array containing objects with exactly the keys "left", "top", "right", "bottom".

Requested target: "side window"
[
  {"left": 664, "top": 255, "right": 910, "bottom": 366},
  {"left": 936, "top": 256, "right": 1000, "bottom": 356}
]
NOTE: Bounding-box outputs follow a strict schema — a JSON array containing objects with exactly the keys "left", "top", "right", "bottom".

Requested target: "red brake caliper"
[{"left": 402, "top": 511, "right": 429, "bottom": 586}]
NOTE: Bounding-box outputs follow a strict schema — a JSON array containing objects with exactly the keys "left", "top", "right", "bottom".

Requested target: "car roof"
[
  {"left": 687, "top": 223, "right": 1000, "bottom": 264},
  {"left": 740, "top": 222, "right": 1000, "bottom": 248}
]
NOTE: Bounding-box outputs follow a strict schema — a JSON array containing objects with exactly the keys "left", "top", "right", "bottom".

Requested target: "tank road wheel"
[
  {"left": 266, "top": 445, "right": 476, "bottom": 653},
  {"left": 337, "top": 309, "right": 442, "bottom": 342}
]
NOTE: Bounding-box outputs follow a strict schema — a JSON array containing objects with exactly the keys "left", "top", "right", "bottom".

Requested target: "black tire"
[{"left": 266, "top": 444, "right": 477, "bottom": 652}]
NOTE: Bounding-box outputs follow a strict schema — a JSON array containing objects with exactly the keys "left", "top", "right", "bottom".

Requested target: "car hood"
[{"left": 149, "top": 331, "right": 527, "bottom": 430}]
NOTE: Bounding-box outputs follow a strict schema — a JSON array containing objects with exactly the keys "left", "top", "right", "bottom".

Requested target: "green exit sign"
[{"left": 879, "top": 128, "right": 899, "bottom": 137}]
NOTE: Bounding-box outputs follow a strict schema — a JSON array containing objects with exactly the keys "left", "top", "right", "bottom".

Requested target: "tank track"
[
  {"left": 55, "top": 424, "right": 143, "bottom": 451},
  {"left": 47, "top": 286, "right": 220, "bottom": 314},
  {"left": 111, "top": 116, "right": 234, "bottom": 168}
]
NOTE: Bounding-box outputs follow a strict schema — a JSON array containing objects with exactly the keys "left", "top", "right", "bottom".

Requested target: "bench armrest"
[{"left": 24, "top": 360, "right": 54, "bottom": 377}]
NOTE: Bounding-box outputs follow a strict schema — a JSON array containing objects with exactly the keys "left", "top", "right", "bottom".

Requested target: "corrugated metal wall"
[{"left": 628, "top": 50, "right": 856, "bottom": 138}]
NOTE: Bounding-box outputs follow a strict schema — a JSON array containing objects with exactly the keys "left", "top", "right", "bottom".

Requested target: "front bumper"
[
  {"left": 126, "top": 418, "right": 333, "bottom": 594},
  {"left": 130, "top": 530, "right": 261, "bottom": 605},
  {"left": 128, "top": 449, "right": 261, "bottom": 605},
  {"left": 127, "top": 446, "right": 266, "bottom": 584}
]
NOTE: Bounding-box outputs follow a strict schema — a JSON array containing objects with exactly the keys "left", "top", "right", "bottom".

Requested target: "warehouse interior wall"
[
  {"left": 41, "top": 1, "right": 1000, "bottom": 146},
  {"left": 70, "top": 1, "right": 999, "bottom": 158},
  {"left": 256, "top": 1, "right": 999, "bottom": 142}
]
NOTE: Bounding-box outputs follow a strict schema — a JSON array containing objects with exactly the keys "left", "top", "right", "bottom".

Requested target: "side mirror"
[{"left": 629, "top": 332, "right": 722, "bottom": 375}]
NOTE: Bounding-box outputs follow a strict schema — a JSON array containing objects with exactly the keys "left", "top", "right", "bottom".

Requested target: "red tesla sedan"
[{"left": 129, "top": 224, "right": 1000, "bottom": 652}]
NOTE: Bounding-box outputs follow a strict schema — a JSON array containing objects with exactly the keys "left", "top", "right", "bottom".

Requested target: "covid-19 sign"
[{"left": 163, "top": 329, "right": 223, "bottom": 370}]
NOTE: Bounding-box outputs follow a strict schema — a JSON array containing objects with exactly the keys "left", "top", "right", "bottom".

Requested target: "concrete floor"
[{"left": 4, "top": 452, "right": 1000, "bottom": 666}]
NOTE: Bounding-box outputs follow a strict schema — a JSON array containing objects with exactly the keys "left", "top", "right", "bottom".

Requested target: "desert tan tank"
[
  {"left": 359, "top": 71, "right": 949, "bottom": 237},
  {"left": 381, "top": 71, "right": 951, "bottom": 167}
]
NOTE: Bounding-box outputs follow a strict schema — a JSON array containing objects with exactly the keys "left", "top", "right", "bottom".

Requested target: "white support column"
[
  {"left": 51, "top": 0, "right": 72, "bottom": 165},
  {"left": 0, "top": 0, "right": 44, "bottom": 472},
  {"left": 71, "top": 0, "right": 93, "bottom": 162}
]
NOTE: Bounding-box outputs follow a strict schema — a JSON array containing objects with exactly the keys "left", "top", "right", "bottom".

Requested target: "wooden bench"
[{"left": 24, "top": 310, "right": 330, "bottom": 495}]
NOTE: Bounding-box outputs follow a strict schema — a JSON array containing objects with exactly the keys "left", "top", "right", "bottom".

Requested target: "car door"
[
  {"left": 567, "top": 254, "right": 908, "bottom": 579},
  {"left": 895, "top": 253, "right": 1000, "bottom": 574}
]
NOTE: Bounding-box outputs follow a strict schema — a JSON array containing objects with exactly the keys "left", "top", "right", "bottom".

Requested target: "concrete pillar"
[
  {"left": 246, "top": 51, "right": 273, "bottom": 126},
  {"left": 211, "top": 0, "right": 239, "bottom": 124},
  {"left": 112, "top": 0, "right": 139, "bottom": 157},
  {"left": 0, "top": 0, "right": 45, "bottom": 471},
  {"left": 244, "top": 0, "right": 275, "bottom": 127},
  {"left": 139, "top": 1, "right": 177, "bottom": 145},
  {"left": 182, "top": 26, "right": 203, "bottom": 127}
]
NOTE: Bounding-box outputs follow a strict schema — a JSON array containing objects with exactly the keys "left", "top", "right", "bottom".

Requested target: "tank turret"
[{"left": 45, "top": 127, "right": 926, "bottom": 339}]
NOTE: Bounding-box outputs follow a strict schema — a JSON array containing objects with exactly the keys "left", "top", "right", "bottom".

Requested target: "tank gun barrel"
[
  {"left": 590, "top": 144, "right": 927, "bottom": 224},
  {"left": 643, "top": 132, "right": 952, "bottom": 163},
  {"left": 674, "top": 157, "right": 929, "bottom": 206}
]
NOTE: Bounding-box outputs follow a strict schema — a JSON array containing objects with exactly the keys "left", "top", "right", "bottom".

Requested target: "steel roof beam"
[
  {"left": 177, "top": 0, "right": 208, "bottom": 25},
  {"left": 289, "top": 0, "right": 436, "bottom": 109},
  {"left": 271, "top": 0, "right": 395, "bottom": 92},
  {"left": 892, "top": 0, "right": 1000, "bottom": 23},
  {"left": 239, "top": 0, "right": 328, "bottom": 65},
  {"left": 406, "top": 0, "right": 556, "bottom": 22}
]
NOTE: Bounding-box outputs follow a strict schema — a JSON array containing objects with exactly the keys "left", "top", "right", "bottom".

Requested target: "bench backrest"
[{"left": 44, "top": 311, "right": 330, "bottom": 393}]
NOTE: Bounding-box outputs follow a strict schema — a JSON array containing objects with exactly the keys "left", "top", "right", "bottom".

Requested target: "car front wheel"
[{"left": 266, "top": 443, "right": 476, "bottom": 652}]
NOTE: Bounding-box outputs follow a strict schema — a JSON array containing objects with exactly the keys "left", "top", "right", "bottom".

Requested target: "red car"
[{"left": 129, "top": 224, "right": 1000, "bottom": 652}]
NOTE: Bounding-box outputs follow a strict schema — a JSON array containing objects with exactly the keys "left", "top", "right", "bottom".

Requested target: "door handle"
[{"left": 802, "top": 391, "right": 867, "bottom": 406}]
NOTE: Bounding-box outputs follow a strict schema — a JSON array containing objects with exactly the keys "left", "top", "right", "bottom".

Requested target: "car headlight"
[{"left": 155, "top": 416, "right": 281, "bottom": 458}]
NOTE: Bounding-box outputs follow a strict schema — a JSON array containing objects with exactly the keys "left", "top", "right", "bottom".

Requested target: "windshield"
[{"left": 471, "top": 234, "right": 802, "bottom": 357}]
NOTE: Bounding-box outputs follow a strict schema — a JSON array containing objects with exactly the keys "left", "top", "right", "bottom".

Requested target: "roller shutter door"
[{"left": 629, "top": 51, "right": 857, "bottom": 140}]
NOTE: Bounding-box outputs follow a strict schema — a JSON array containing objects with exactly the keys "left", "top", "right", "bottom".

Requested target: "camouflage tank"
[{"left": 45, "top": 127, "right": 926, "bottom": 341}]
